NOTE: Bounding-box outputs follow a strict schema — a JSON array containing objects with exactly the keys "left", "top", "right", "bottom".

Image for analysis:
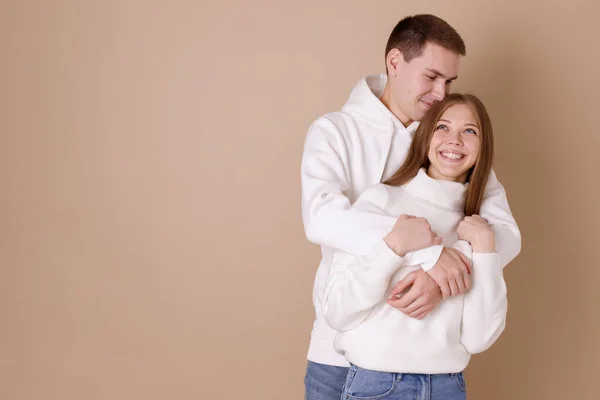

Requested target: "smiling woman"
[
  {"left": 428, "top": 104, "right": 482, "bottom": 183},
  {"left": 385, "top": 93, "right": 494, "bottom": 217},
  {"left": 319, "top": 93, "right": 507, "bottom": 400}
]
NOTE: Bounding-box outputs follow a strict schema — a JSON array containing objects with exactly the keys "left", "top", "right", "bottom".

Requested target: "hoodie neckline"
[{"left": 341, "top": 74, "right": 419, "bottom": 135}]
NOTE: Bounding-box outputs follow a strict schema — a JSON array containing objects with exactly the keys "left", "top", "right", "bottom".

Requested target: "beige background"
[{"left": 1, "top": 0, "right": 599, "bottom": 399}]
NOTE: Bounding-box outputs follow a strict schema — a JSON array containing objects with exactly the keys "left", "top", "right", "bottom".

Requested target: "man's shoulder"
[
  {"left": 311, "top": 109, "right": 359, "bottom": 129},
  {"left": 308, "top": 106, "right": 384, "bottom": 143}
]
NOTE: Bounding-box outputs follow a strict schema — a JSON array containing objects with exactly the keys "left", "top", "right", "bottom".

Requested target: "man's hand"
[
  {"left": 387, "top": 269, "right": 442, "bottom": 320},
  {"left": 426, "top": 247, "right": 471, "bottom": 299},
  {"left": 384, "top": 214, "right": 442, "bottom": 257}
]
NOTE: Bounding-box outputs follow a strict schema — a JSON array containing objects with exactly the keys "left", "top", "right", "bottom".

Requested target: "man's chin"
[
  {"left": 413, "top": 103, "right": 430, "bottom": 117},
  {"left": 412, "top": 110, "right": 427, "bottom": 122}
]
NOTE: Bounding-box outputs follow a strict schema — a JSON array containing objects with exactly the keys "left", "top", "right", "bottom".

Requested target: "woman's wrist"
[
  {"left": 471, "top": 236, "right": 495, "bottom": 253},
  {"left": 384, "top": 231, "right": 407, "bottom": 257}
]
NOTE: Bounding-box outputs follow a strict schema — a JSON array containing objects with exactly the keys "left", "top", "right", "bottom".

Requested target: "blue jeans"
[
  {"left": 342, "top": 364, "right": 466, "bottom": 400},
  {"left": 304, "top": 361, "right": 349, "bottom": 400}
]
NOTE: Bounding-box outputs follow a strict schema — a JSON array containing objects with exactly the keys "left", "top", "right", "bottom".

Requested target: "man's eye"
[{"left": 426, "top": 75, "right": 436, "bottom": 80}]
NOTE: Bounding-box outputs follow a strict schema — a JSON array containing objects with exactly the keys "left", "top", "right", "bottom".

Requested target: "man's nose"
[{"left": 432, "top": 81, "right": 446, "bottom": 101}]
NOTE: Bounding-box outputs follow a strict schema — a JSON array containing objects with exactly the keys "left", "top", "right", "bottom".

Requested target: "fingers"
[
  {"left": 471, "top": 214, "right": 488, "bottom": 223},
  {"left": 457, "top": 251, "right": 472, "bottom": 275},
  {"left": 454, "top": 274, "right": 466, "bottom": 294},
  {"left": 438, "top": 280, "right": 451, "bottom": 299},
  {"left": 448, "top": 277, "right": 460, "bottom": 297},
  {"left": 409, "top": 305, "right": 432, "bottom": 320},
  {"left": 388, "top": 273, "right": 442, "bottom": 319},
  {"left": 390, "top": 271, "right": 417, "bottom": 295},
  {"left": 390, "top": 282, "right": 421, "bottom": 309},
  {"left": 400, "top": 295, "right": 426, "bottom": 314},
  {"left": 387, "top": 295, "right": 415, "bottom": 311},
  {"left": 463, "top": 274, "right": 472, "bottom": 292},
  {"left": 433, "top": 235, "right": 443, "bottom": 245},
  {"left": 441, "top": 271, "right": 468, "bottom": 297},
  {"left": 439, "top": 269, "right": 470, "bottom": 297},
  {"left": 454, "top": 265, "right": 471, "bottom": 295},
  {"left": 419, "top": 217, "right": 433, "bottom": 229},
  {"left": 461, "top": 215, "right": 491, "bottom": 231},
  {"left": 455, "top": 256, "right": 468, "bottom": 293},
  {"left": 401, "top": 296, "right": 438, "bottom": 319}
]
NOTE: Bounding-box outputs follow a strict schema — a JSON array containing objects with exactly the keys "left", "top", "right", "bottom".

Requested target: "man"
[{"left": 301, "top": 14, "right": 521, "bottom": 400}]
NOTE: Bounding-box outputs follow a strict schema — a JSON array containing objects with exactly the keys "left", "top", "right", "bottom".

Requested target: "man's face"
[{"left": 390, "top": 42, "right": 460, "bottom": 125}]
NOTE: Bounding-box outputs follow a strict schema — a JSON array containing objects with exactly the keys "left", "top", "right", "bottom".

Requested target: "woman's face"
[{"left": 427, "top": 103, "right": 481, "bottom": 183}]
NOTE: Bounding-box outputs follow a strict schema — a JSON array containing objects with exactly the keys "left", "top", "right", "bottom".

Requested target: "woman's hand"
[
  {"left": 384, "top": 214, "right": 442, "bottom": 256},
  {"left": 457, "top": 215, "right": 495, "bottom": 253}
]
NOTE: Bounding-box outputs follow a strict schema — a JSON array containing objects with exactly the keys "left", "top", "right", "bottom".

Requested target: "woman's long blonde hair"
[{"left": 384, "top": 93, "right": 494, "bottom": 216}]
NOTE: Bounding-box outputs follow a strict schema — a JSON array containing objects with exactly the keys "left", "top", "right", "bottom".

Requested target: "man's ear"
[{"left": 386, "top": 49, "right": 404, "bottom": 77}]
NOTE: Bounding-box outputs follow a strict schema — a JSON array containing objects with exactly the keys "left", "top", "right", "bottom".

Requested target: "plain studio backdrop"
[{"left": 1, "top": 1, "right": 599, "bottom": 399}]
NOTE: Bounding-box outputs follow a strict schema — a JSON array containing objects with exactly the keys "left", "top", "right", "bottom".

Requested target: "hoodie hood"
[{"left": 341, "top": 74, "right": 418, "bottom": 134}]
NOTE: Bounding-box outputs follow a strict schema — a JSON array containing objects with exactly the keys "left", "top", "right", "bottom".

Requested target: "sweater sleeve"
[
  {"left": 460, "top": 251, "right": 508, "bottom": 354},
  {"left": 480, "top": 169, "right": 522, "bottom": 267},
  {"left": 301, "top": 118, "right": 399, "bottom": 256},
  {"left": 321, "top": 239, "right": 406, "bottom": 332}
]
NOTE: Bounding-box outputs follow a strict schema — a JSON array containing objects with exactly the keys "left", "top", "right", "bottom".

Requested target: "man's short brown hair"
[{"left": 385, "top": 14, "right": 466, "bottom": 65}]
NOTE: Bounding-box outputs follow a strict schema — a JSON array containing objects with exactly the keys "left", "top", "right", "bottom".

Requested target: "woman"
[{"left": 321, "top": 93, "right": 509, "bottom": 399}]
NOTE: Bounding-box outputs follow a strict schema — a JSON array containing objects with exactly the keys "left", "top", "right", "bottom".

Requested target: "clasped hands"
[{"left": 383, "top": 214, "right": 494, "bottom": 319}]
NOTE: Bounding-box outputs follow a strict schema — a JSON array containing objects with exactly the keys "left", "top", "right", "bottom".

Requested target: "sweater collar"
[
  {"left": 341, "top": 74, "right": 419, "bottom": 134},
  {"left": 401, "top": 168, "right": 468, "bottom": 211}
]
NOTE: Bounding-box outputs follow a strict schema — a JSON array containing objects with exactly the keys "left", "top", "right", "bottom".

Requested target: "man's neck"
[{"left": 379, "top": 83, "right": 413, "bottom": 128}]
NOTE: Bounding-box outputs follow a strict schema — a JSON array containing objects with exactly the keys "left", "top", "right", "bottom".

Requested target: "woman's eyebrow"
[{"left": 438, "top": 119, "right": 479, "bottom": 128}]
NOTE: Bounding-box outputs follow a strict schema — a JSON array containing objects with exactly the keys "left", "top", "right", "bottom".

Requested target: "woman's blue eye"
[
  {"left": 465, "top": 128, "right": 477, "bottom": 135},
  {"left": 436, "top": 124, "right": 448, "bottom": 130}
]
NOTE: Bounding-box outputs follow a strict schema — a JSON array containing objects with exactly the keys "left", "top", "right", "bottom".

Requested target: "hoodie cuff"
[
  {"left": 404, "top": 245, "right": 444, "bottom": 272},
  {"left": 364, "top": 239, "right": 407, "bottom": 276}
]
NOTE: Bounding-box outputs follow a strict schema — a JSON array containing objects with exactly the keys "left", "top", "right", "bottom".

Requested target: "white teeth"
[{"left": 441, "top": 151, "right": 464, "bottom": 160}]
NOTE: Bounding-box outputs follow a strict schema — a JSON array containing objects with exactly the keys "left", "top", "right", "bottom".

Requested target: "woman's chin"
[{"left": 438, "top": 167, "right": 468, "bottom": 183}]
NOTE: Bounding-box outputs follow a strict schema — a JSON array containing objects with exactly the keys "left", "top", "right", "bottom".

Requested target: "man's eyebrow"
[{"left": 426, "top": 68, "right": 458, "bottom": 81}]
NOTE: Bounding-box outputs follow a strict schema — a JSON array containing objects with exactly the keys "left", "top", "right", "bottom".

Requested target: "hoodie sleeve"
[
  {"left": 480, "top": 170, "right": 522, "bottom": 267},
  {"left": 301, "top": 117, "right": 400, "bottom": 256},
  {"left": 321, "top": 239, "right": 407, "bottom": 332}
]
